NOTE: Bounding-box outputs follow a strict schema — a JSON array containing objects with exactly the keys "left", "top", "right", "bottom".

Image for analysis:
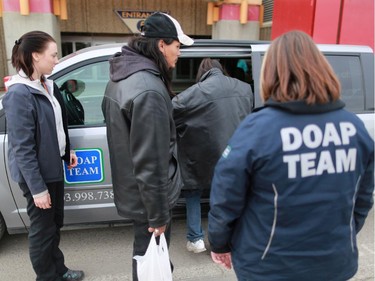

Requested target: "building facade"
[{"left": 0, "top": 0, "right": 273, "bottom": 89}]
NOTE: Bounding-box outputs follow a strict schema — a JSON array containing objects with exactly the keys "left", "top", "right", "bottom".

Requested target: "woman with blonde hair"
[{"left": 208, "top": 30, "right": 374, "bottom": 281}]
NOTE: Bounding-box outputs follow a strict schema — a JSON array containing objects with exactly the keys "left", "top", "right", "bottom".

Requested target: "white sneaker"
[{"left": 186, "top": 239, "right": 207, "bottom": 253}]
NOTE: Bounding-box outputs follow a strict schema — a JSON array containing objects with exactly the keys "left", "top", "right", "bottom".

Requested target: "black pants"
[
  {"left": 132, "top": 218, "right": 173, "bottom": 281},
  {"left": 19, "top": 181, "right": 68, "bottom": 281}
]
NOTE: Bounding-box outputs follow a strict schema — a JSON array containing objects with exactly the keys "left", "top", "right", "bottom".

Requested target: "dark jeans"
[
  {"left": 19, "top": 181, "right": 68, "bottom": 281},
  {"left": 132, "top": 218, "right": 172, "bottom": 281}
]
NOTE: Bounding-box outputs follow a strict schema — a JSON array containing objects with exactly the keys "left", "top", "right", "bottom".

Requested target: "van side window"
[
  {"left": 172, "top": 58, "right": 201, "bottom": 94},
  {"left": 172, "top": 57, "right": 254, "bottom": 94},
  {"left": 325, "top": 55, "right": 364, "bottom": 113},
  {"left": 55, "top": 60, "right": 110, "bottom": 126}
]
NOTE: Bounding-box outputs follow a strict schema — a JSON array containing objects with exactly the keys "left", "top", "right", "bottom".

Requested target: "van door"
[{"left": 51, "top": 58, "right": 125, "bottom": 225}]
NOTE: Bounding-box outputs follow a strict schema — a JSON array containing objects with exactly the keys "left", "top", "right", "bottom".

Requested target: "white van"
[{"left": 0, "top": 40, "right": 373, "bottom": 242}]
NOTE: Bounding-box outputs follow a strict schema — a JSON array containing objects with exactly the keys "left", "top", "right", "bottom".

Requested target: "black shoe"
[{"left": 62, "top": 269, "right": 85, "bottom": 281}]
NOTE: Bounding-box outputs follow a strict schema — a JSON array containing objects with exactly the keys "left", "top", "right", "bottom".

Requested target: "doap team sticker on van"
[{"left": 64, "top": 148, "right": 104, "bottom": 184}]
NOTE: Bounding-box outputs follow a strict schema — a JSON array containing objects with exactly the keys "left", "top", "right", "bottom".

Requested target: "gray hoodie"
[{"left": 110, "top": 46, "right": 160, "bottom": 82}]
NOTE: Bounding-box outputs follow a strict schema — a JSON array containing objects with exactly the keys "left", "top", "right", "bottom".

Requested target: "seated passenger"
[{"left": 59, "top": 80, "right": 85, "bottom": 125}]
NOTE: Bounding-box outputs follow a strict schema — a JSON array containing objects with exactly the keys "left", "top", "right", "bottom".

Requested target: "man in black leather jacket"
[{"left": 102, "top": 12, "right": 193, "bottom": 281}]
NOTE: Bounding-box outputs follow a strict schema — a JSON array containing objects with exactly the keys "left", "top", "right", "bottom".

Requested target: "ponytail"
[{"left": 11, "top": 31, "right": 55, "bottom": 79}]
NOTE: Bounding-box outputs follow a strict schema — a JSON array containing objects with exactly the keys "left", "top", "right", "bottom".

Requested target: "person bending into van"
[
  {"left": 172, "top": 58, "right": 253, "bottom": 253},
  {"left": 208, "top": 30, "right": 374, "bottom": 281},
  {"left": 2, "top": 31, "right": 84, "bottom": 281},
  {"left": 101, "top": 12, "right": 193, "bottom": 281}
]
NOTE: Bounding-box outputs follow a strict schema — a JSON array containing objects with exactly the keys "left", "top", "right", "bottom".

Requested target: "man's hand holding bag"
[{"left": 133, "top": 233, "right": 173, "bottom": 281}]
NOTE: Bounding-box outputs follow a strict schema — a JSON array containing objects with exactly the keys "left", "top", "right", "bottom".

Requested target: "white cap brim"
[
  {"left": 165, "top": 13, "right": 194, "bottom": 46},
  {"left": 178, "top": 34, "right": 194, "bottom": 46}
]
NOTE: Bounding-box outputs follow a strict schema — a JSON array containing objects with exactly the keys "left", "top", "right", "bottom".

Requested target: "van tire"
[{"left": 0, "top": 212, "right": 6, "bottom": 241}]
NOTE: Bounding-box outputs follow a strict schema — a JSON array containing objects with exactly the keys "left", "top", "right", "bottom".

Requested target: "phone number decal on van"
[
  {"left": 64, "top": 148, "right": 104, "bottom": 184},
  {"left": 64, "top": 190, "right": 113, "bottom": 203}
]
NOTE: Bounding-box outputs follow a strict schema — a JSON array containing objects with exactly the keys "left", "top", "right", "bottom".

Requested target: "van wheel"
[{"left": 0, "top": 213, "right": 5, "bottom": 241}]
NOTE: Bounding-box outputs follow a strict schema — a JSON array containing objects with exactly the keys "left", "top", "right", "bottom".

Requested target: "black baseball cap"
[{"left": 141, "top": 12, "right": 194, "bottom": 46}]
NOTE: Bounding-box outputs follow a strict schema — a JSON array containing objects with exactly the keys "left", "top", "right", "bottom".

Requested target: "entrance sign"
[{"left": 115, "top": 10, "right": 154, "bottom": 33}]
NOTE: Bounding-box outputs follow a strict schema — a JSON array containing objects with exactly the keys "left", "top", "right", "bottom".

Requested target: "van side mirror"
[{"left": 59, "top": 79, "right": 85, "bottom": 97}]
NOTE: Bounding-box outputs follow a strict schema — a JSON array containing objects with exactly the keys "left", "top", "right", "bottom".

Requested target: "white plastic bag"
[{"left": 133, "top": 233, "right": 173, "bottom": 281}]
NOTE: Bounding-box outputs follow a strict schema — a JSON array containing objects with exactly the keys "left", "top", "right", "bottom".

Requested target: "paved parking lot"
[{"left": 0, "top": 210, "right": 373, "bottom": 280}]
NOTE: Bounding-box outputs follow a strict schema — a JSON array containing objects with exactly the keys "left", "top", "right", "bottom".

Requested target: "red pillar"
[
  {"left": 313, "top": 0, "right": 342, "bottom": 44},
  {"left": 271, "top": 0, "right": 316, "bottom": 38},
  {"left": 272, "top": 0, "right": 374, "bottom": 50},
  {"left": 3, "top": 0, "right": 53, "bottom": 14},
  {"left": 212, "top": 3, "right": 261, "bottom": 40},
  {"left": 339, "top": 0, "right": 374, "bottom": 50}
]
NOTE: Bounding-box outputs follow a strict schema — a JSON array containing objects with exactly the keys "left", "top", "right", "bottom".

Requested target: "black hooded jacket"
[
  {"left": 102, "top": 46, "right": 182, "bottom": 226},
  {"left": 172, "top": 68, "right": 253, "bottom": 190}
]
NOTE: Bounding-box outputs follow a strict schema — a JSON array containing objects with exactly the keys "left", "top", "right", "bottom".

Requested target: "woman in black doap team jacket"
[{"left": 208, "top": 30, "right": 374, "bottom": 281}]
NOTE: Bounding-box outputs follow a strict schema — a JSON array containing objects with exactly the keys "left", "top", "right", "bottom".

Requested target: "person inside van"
[{"left": 173, "top": 58, "right": 253, "bottom": 253}]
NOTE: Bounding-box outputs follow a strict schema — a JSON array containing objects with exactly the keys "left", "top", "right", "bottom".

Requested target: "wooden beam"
[
  {"left": 60, "top": 0, "right": 68, "bottom": 20},
  {"left": 213, "top": 6, "right": 219, "bottom": 22},
  {"left": 259, "top": 4, "right": 264, "bottom": 27},
  {"left": 207, "top": 2, "right": 214, "bottom": 25},
  {"left": 19, "top": 0, "right": 29, "bottom": 16},
  {"left": 240, "top": 0, "right": 248, "bottom": 24},
  {"left": 209, "top": 0, "right": 263, "bottom": 6},
  {"left": 53, "top": 0, "right": 61, "bottom": 16}
]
